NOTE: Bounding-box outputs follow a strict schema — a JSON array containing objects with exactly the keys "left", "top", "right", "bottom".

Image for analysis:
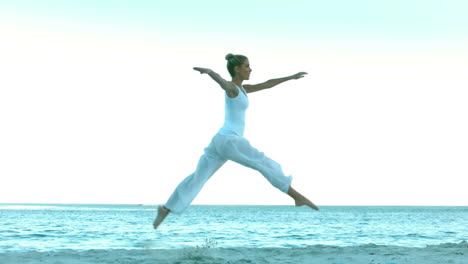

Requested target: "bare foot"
[
  {"left": 153, "top": 206, "right": 170, "bottom": 229},
  {"left": 288, "top": 186, "right": 319, "bottom": 211},
  {"left": 295, "top": 197, "right": 319, "bottom": 211}
]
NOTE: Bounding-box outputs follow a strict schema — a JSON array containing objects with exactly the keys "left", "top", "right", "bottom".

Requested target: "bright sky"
[{"left": 1, "top": 0, "right": 467, "bottom": 206}]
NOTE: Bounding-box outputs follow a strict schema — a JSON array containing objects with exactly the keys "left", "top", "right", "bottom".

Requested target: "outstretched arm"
[
  {"left": 244, "top": 72, "right": 307, "bottom": 93},
  {"left": 193, "top": 67, "right": 232, "bottom": 92}
]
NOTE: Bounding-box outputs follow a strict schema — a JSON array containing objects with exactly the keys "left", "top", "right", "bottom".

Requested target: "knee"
[{"left": 263, "top": 156, "right": 282, "bottom": 172}]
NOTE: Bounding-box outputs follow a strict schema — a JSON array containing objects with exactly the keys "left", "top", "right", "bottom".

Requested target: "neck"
[{"left": 232, "top": 76, "right": 243, "bottom": 86}]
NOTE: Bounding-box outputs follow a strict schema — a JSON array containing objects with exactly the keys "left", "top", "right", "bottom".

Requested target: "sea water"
[{"left": 0, "top": 204, "right": 467, "bottom": 252}]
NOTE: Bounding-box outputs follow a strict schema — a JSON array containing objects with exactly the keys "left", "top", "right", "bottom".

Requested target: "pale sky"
[{"left": 1, "top": 0, "right": 467, "bottom": 206}]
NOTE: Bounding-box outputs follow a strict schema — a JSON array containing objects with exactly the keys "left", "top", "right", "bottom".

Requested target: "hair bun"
[{"left": 225, "top": 53, "right": 234, "bottom": 61}]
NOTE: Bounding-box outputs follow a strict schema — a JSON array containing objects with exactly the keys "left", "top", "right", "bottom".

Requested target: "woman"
[{"left": 153, "top": 53, "right": 318, "bottom": 229}]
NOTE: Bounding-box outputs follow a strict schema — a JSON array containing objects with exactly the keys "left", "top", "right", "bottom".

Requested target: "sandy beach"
[{"left": 1, "top": 242, "right": 467, "bottom": 264}]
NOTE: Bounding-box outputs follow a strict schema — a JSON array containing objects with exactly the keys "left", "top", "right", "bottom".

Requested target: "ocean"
[{"left": 0, "top": 204, "right": 467, "bottom": 253}]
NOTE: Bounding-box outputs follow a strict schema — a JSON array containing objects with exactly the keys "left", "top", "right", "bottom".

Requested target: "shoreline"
[{"left": 1, "top": 242, "right": 467, "bottom": 264}]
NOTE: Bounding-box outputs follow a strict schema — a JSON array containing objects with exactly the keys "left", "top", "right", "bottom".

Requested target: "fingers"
[
  {"left": 193, "top": 67, "right": 204, "bottom": 74},
  {"left": 194, "top": 67, "right": 209, "bottom": 74},
  {"left": 293, "top": 72, "right": 307, "bottom": 79}
]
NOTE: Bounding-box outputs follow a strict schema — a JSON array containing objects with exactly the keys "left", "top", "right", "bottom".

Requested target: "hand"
[
  {"left": 291, "top": 72, "right": 308, "bottom": 80},
  {"left": 193, "top": 67, "right": 212, "bottom": 74}
]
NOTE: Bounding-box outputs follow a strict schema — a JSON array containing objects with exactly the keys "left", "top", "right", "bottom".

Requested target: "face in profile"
[{"left": 236, "top": 59, "right": 252, "bottom": 80}]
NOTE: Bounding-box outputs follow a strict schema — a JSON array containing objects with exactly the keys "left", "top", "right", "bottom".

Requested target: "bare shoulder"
[{"left": 224, "top": 82, "right": 239, "bottom": 98}]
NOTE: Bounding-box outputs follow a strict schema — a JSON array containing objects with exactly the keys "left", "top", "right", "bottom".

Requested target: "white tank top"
[{"left": 218, "top": 85, "right": 249, "bottom": 136}]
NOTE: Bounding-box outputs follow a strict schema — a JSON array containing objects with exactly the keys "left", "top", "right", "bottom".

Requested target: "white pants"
[{"left": 165, "top": 133, "right": 293, "bottom": 214}]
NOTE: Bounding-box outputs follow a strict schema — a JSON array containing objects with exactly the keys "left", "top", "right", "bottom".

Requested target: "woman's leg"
[
  {"left": 153, "top": 144, "right": 226, "bottom": 229},
  {"left": 219, "top": 136, "right": 318, "bottom": 210},
  {"left": 164, "top": 153, "right": 226, "bottom": 214}
]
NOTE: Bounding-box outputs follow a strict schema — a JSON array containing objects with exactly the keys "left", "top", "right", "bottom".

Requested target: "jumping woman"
[{"left": 153, "top": 53, "right": 318, "bottom": 229}]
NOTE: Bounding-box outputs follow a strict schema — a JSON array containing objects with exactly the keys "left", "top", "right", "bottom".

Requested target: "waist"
[{"left": 218, "top": 123, "right": 245, "bottom": 137}]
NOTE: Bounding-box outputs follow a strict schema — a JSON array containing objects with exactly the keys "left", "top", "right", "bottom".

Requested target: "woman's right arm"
[{"left": 193, "top": 67, "right": 236, "bottom": 95}]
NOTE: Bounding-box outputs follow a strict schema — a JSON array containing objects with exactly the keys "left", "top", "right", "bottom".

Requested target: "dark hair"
[{"left": 225, "top": 53, "right": 248, "bottom": 77}]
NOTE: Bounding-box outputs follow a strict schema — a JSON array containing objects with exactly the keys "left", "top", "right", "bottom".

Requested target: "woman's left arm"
[{"left": 244, "top": 72, "right": 307, "bottom": 93}]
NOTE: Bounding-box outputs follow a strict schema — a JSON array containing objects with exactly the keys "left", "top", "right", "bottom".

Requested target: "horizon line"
[{"left": 0, "top": 203, "right": 466, "bottom": 207}]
